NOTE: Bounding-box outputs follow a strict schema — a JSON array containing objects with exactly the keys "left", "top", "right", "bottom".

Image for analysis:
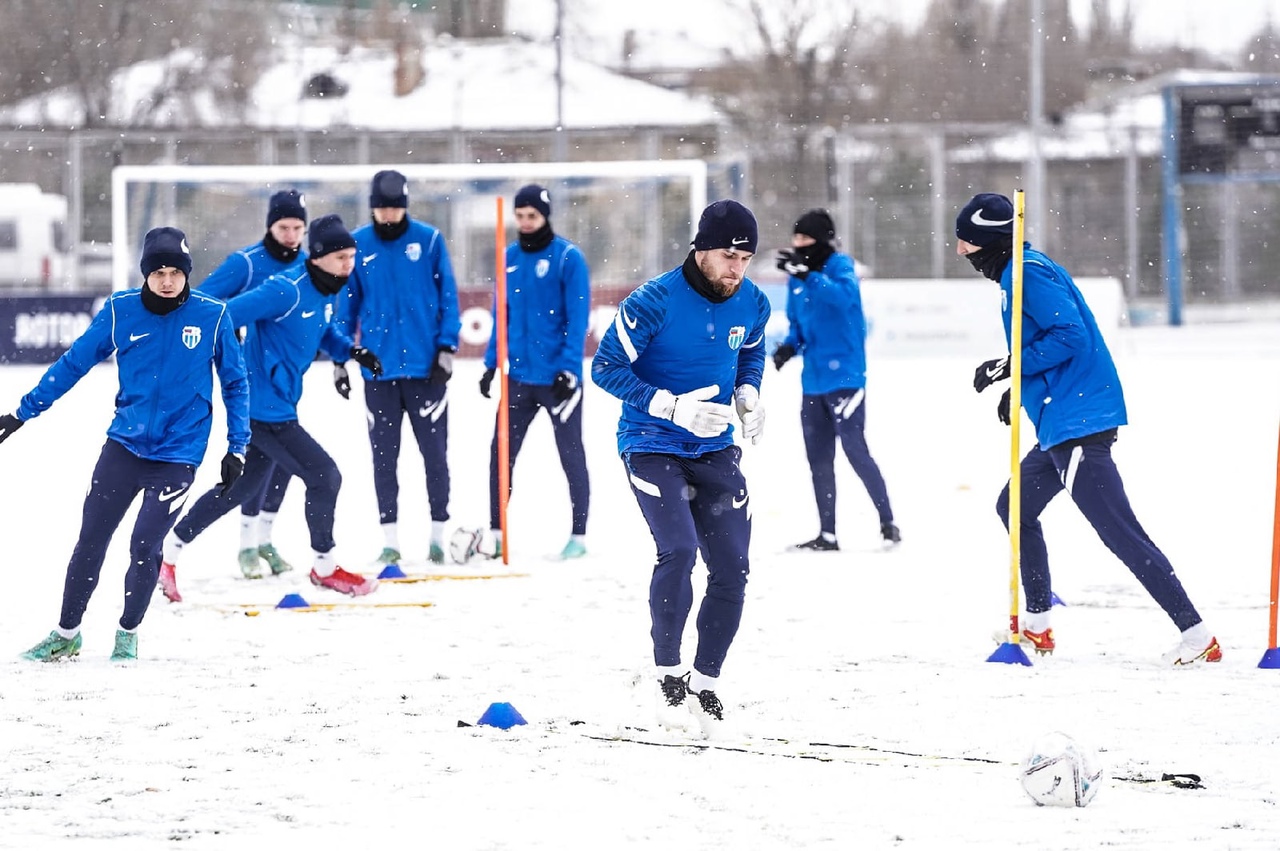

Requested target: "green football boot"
[
  {"left": 428, "top": 542, "right": 445, "bottom": 565},
  {"left": 376, "top": 547, "right": 401, "bottom": 566},
  {"left": 238, "top": 547, "right": 264, "bottom": 579},
  {"left": 558, "top": 539, "right": 587, "bottom": 560},
  {"left": 110, "top": 629, "right": 138, "bottom": 661},
  {"left": 21, "top": 630, "right": 82, "bottom": 662},
  {"left": 258, "top": 543, "right": 293, "bottom": 575}
]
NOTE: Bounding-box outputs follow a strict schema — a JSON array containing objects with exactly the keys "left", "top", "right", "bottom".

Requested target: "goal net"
[{"left": 110, "top": 160, "right": 711, "bottom": 297}]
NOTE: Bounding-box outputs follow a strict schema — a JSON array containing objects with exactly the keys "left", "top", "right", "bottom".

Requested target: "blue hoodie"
[
  {"left": 16, "top": 289, "right": 250, "bottom": 465},
  {"left": 199, "top": 240, "right": 305, "bottom": 301},
  {"left": 780, "top": 251, "right": 867, "bottom": 395}
]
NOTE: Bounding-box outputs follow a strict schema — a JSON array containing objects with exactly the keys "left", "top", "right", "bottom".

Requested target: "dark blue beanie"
[
  {"left": 514, "top": 184, "right": 551, "bottom": 219},
  {"left": 266, "top": 189, "right": 307, "bottom": 227},
  {"left": 692, "top": 199, "right": 757, "bottom": 254},
  {"left": 140, "top": 226, "right": 193, "bottom": 279},
  {"left": 308, "top": 214, "right": 356, "bottom": 258},
  {"left": 956, "top": 193, "right": 1015, "bottom": 246},
  {"left": 370, "top": 170, "right": 409, "bottom": 208}
]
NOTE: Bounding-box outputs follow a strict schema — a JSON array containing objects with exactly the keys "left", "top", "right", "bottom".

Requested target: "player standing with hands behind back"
[
  {"left": 477, "top": 184, "right": 591, "bottom": 561},
  {"left": 592, "top": 199, "right": 769, "bottom": 733},
  {"left": 957, "top": 191, "right": 1220, "bottom": 666}
]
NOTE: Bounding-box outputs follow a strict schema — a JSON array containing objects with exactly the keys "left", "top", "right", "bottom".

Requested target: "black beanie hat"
[
  {"left": 691, "top": 199, "right": 758, "bottom": 254},
  {"left": 266, "top": 189, "right": 308, "bottom": 227},
  {"left": 514, "top": 184, "right": 551, "bottom": 219},
  {"left": 370, "top": 170, "right": 409, "bottom": 208},
  {"left": 794, "top": 208, "right": 836, "bottom": 243},
  {"left": 140, "top": 226, "right": 193, "bottom": 279},
  {"left": 956, "top": 193, "right": 1015, "bottom": 246},
  {"left": 308, "top": 214, "right": 356, "bottom": 258}
]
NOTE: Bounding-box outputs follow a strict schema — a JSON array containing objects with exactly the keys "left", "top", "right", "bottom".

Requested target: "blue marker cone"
[
  {"left": 1259, "top": 648, "right": 1280, "bottom": 669},
  {"left": 1050, "top": 592, "right": 1067, "bottom": 607},
  {"left": 276, "top": 593, "right": 311, "bottom": 609},
  {"left": 987, "top": 641, "right": 1033, "bottom": 666},
  {"left": 477, "top": 701, "right": 527, "bottom": 730},
  {"left": 378, "top": 563, "right": 407, "bottom": 579}
]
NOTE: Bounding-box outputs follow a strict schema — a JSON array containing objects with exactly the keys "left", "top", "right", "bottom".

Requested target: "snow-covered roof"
[{"left": 0, "top": 37, "right": 725, "bottom": 133}]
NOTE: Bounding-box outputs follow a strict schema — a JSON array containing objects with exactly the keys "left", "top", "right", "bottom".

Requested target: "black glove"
[
  {"left": 997, "top": 388, "right": 1012, "bottom": 425},
  {"left": 479, "top": 367, "right": 496, "bottom": 398},
  {"left": 973, "top": 356, "right": 1011, "bottom": 393},
  {"left": 428, "top": 347, "right": 455, "bottom": 385},
  {"left": 219, "top": 451, "right": 246, "bottom": 495},
  {"left": 350, "top": 345, "right": 383, "bottom": 377},
  {"left": 333, "top": 364, "right": 351, "bottom": 400},
  {"left": 772, "top": 343, "right": 796, "bottom": 371},
  {"left": 775, "top": 249, "right": 810, "bottom": 280},
  {"left": 551, "top": 370, "right": 578, "bottom": 403},
  {"left": 0, "top": 413, "right": 24, "bottom": 445}
]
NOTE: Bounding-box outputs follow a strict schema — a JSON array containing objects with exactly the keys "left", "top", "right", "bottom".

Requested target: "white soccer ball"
[
  {"left": 1019, "top": 732, "right": 1104, "bottom": 807},
  {"left": 448, "top": 527, "right": 483, "bottom": 565}
]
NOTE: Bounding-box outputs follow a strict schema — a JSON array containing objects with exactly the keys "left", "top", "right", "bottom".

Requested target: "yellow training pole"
[
  {"left": 496, "top": 197, "right": 511, "bottom": 565},
  {"left": 1006, "top": 190, "right": 1026, "bottom": 643}
]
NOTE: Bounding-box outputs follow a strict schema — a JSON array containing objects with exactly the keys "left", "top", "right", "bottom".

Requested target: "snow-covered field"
[{"left": 2, "top": 320, "right": 1278, "bottom": 849}]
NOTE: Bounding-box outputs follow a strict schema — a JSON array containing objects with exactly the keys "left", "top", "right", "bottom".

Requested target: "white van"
[{"left": 0, "top": 184, "right": 70, "bottom": 289}]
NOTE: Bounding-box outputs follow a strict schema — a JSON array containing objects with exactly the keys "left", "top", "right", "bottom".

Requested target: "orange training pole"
[
  {"left": 1006, "top": 190, "right": 1026, "bottom": 642},
  {"left": 495, "top": 196, "right": 511, "bottom": 565},
  {"left": 1268, "top": 421, "right": 1280, "bottom": 650}
]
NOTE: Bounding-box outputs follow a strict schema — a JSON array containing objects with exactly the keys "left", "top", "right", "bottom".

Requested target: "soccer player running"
[
  {"left": 479, "top": 184, "right": 591, "bottom": 561},
  {"left": 592, "top": 199, "right": 770, "bottom": 732},
  {"left": 191, "top": 188, "right": 308, "bottom": 585},
  {"left": 0, "top": 227, "right": 249, "bottom": 661},
  {"left": 957, "top": 192, "right": 1220, "bottom": 666},
  {"left": 773, "top": 208, "right": 900, "bottom": 552},
  {"left": 161, "top": 214, "right": 385, "bottom": 598},
  {"left": 334, "top": 170, "right": 460, "bottom": 567}
]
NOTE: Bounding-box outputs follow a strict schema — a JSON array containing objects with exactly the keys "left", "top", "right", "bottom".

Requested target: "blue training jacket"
[
  {"left": 334, "top": 219, "right": 461, "bottom": 381},
  {"left": 781, "top": 251, "right": 868, "bottom": 395},
  {"left": 592, "top": 258, "right": 771, "bottom": 457},
  {"left": 227, "top": 265, "right": 355, "bottom": 422},
  {"left": 198, "top": 241, "right": 306, "bottom": 301},
  {"left": 1000, "top": 243, "right": 1127, "bottom": 449},
  {"left": 16, "top": 289, "right": 250, "bottom": 465},
  {"left": 485, "top": 234, "right": 591, "bottom": 385}
]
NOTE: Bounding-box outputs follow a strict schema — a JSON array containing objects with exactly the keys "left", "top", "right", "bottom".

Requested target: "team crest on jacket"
[
  {"left": 181, "top": 326, "right": 202, "bottom": 350},
  {"left": 535, "top": 258, "right": 550, "bottom": 278},
  {"left": 727, "top": 325, "right": 746, "bottom": 350},
  {"left": 405, "top": 242, "right": 422, "bottom": 262}
]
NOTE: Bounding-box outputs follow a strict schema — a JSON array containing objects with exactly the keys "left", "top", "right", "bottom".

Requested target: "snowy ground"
[{"left": 2, "top": 320, "right": 1279, "bottom": 849}]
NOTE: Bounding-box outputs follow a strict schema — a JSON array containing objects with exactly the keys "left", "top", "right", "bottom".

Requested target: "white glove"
[
  {"left": 734, "top": 385, "right": 765, "bottom": 445},
  {"left": 648, "top": 384, "right": 733, "bottom": 438}
]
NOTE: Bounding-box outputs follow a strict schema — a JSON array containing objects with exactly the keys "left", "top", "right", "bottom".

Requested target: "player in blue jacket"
[
  {"left": 958, "top": 192, "right": 1219, "bottom": 666},
  {"left": 478, "top": 184, "right": 591, "bottom": 561},
  {"left": 334, "top": 170, "right": 461, "bottom": 566},
  {"left": 0, "top": 227, "right": 250, "bottom": 662},
  {"left": 592, "top": 199, "right": 769, "bottom": 733},
  {"left": 161, "top": 214, "right": 385, "bottom": 598},
  {"left": 196, "top": 189, "right": 308, "bottom": 583},
  {"left": 773, "top": 209, "right": 899, "bottom": 552}
]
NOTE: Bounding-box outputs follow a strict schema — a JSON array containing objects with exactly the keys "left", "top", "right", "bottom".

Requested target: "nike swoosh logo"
[
  {"left": 732, "top": 493, "right": 748, "bottom": 509},
  {"left": 971, "top": 210, "right": 1014, "bottom": 227},
  {"left": 621, "top": 306, "right": 637, "bottom": 330},
  {"left": 157, "top": 487, "right": 187, "bottom": 502},
  {"left": 987, "top": 365, "right": 1005, "bottom": 378},
  {"left": 129, "top": 332, "right": 150, "bottom": 342},
  {"left": 362, "top": 254, "right": 377, "bottom": 265},
  {"left": 301, "top": 310, "right": 316, "bottom": 318},
  {"left": 731, "top": 237, "right": 750, "bottom": 246},
  {"left": 506, "top": 265, "right": 519, "bottom": 273}
]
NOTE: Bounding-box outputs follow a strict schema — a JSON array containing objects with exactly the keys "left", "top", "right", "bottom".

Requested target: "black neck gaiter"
[
  {"left": 306, "top": 259, "right": 348, "bottom": 296},
  {"left": 518, "top": 222, "right": 555, "bottom": 253},
  {"left": 372, "top": 214, "right": 410, "bottom": 242},
  {"left": 263, "top": 230, "right": 300, "bottom": 264},
  {"left": 681, "top": 251, "right": 731, "bottom": 304},
  {"left": 967, "top": 236, "right": 1014, "bottom": 282},
  {"left": 141, "top": 282, "right": 191, "bottom": 315}
]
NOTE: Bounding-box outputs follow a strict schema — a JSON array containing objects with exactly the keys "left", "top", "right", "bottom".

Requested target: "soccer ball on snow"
[
  {"left": 1019, "top": 732, "right": 1104, "bottom": 807},
  {"left": 448, "top": 527, "right": 484, "bottom": 564}
]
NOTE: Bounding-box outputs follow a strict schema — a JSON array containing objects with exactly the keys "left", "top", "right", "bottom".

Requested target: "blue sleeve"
[
  {"left": 16, "top": 301, "right": 116, "bottom": 421},
  {"left": 432, "top": 233, "right": 461, "bottom": 350},
  {"left": 226, "top": 278, "right": 295, "bottom": 327},
  {"left": 320, "top": 322, "right": 355, "bottom": 363},
  {"left": 783, "top": 280, "right": 803, "bottom": 350},
  {"left": 558, "top": 245, "right": 591, "bottom": 374},
  {"left": 333, "top": 266, "right": 362, "bottom": 340},
  {"left": 735, "top": 288, "right": 771, "bottom": 391},
  {"left": 212, "top": 305, "right": 251, "bottom": 455},
  {"left": 590, "top": 285, "right": 665, "bottom": 412},
  {"left": 483, "top": 286, "right": 498, "bottom": 370},
  {"left": 1020, "top": 262, "right": 1089, "bottom": 377},
  {"left": 199, "top": 252, "right": 252, "bottom": 300}
]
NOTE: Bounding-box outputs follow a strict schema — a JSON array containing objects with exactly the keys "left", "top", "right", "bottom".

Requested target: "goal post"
[{"left": 110, "top": 160, "right": 710, "bottom": 298}]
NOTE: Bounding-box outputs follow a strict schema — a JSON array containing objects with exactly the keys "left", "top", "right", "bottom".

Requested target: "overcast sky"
[{"left": 509, "top": 0, "right": 1278, "bottom": 64}]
